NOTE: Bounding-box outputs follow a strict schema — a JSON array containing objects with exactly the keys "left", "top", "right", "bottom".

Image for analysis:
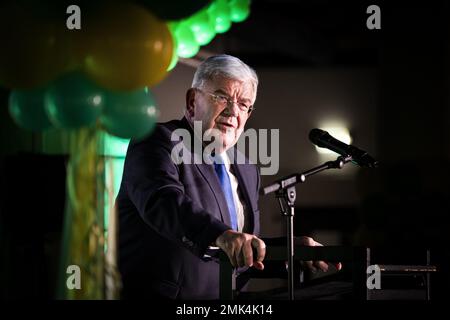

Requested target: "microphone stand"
[{"left": 262, "top": 155, "right": 353, "bottom": 300}]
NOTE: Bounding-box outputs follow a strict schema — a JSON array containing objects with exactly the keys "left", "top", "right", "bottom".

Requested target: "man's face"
[{"left": 186, "top": 75, "right": 255, "bottom": 152}]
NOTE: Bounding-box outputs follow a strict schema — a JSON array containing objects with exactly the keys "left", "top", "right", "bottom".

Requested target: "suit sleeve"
[{"left": 122, "top": 133, "right": 230, "bottom": 257}]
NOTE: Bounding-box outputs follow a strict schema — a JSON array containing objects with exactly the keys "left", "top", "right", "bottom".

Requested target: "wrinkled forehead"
[{"left": 202, "top": 75, "right": 256, "bottom": 102}]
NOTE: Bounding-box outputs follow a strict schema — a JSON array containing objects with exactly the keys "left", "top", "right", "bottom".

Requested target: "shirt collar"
[{"left": 212, "top": 152, "right": 231, "bottom": 170}]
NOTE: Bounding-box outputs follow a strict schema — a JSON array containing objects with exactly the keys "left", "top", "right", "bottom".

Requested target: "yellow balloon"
[
  {"left": 0, "top": 3, "right": 72, "bottom": 89},
  {"left": 82, "top": 3, "right": 174, "bottom": 91}
]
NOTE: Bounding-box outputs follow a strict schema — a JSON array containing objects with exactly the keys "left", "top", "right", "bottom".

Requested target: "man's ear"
[{"left": 185, "top": 88, "right": 196, "bottom": 118}]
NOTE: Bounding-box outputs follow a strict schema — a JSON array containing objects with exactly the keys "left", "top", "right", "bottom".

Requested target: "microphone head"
[{"left": 309, "top": 128, "right": 329, "bottom": 147}]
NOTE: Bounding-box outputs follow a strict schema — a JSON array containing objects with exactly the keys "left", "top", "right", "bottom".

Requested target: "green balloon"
[
  {"left": 187, "top": 9, "right": 216, "bottom": 45},
  {"left": 167, "top": 50, "right": 179, "bottom": 71},
  {"left": 167, "top": 23, "right": 179, "bottom": 71},
  {"left": 8, "top": 88, "right": 53, "bottom": 131},
  {"left": 45, "top": 72, "right": 104, "bottom": 129},
  {"left": 208, "top": 0, "right": 232, "bottom": 33},
  {"left": 229, "top": 0, "right": 250, "bottom": 23},
  {"left": 101, "top": 87, "right": 158, "bottom": 139},
  {"left": 173, "top": 21, "right": 200, "bottom": 58}
]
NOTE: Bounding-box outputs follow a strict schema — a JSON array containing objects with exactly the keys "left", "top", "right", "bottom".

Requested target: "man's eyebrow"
[
  {"left": 214, "top": 89, "right": 229, "bottom": 96},
  {"left": 214, "top": 89, "right": 252, "bottom": 103}
]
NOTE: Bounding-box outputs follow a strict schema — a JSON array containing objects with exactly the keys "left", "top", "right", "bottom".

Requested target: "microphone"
[{"left": 309, "top": 128, "right": 379, "bottom": 168}]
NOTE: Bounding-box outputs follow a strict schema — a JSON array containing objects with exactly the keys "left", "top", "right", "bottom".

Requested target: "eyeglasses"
[{"left": 196, "top": 88, "right": 255, "bottom": 113}]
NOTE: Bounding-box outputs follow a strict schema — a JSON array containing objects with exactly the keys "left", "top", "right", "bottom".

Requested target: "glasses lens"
[{"left": 216, "top": 95, "right": 228, "bottom": 106}]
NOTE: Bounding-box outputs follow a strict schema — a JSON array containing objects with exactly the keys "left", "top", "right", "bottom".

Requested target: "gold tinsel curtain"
[{"left": 58, "top": 127, "right": 120, "bottom": 299}]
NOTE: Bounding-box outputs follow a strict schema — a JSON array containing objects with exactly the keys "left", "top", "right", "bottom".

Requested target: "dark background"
[{"left": 1, "top": 0, "right": 449, "bottom": 299}]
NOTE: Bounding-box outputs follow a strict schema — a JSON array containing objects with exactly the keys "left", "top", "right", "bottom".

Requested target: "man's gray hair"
[{"left": 191, "top": 54, "right": 259, "bottom": 100}]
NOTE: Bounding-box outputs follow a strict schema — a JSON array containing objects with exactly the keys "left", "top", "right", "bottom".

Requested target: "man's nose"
[{"left": 223, "top": 100, "right": 240, "bottom": 117}]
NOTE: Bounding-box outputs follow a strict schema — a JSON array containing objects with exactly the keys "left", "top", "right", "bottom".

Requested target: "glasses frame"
[{"left": 195, "top": 88, "right": 255, "bottom": 114}]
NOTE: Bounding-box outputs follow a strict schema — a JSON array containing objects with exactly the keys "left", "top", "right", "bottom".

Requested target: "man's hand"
[
  {"left": 295, "top": 236, "right": 343, "bottom": 272},
  {"left": 215, "top": 230, "right": 266, "bottom": 270}
]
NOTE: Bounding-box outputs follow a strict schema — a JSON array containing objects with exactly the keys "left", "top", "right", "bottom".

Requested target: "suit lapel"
[
  {"left": 179, "top": 117, "right": 248, "bottom": 229},
  {"left": 176, "top": 117, "right": 233, "bottom": 226}
]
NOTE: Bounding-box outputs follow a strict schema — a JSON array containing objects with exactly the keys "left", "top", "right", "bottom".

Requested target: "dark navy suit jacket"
[{"left": 117, "top": 117, "right": 261, "bottom": 299}]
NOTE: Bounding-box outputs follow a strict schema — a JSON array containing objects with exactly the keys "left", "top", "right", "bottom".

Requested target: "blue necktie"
[{"left": 214, "top": 161, "right": 238, "bottom": 231}]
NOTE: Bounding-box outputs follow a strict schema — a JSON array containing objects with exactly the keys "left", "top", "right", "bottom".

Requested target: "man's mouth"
[{"left": 216, "top": 122, "right": 235, "bottom": 129}]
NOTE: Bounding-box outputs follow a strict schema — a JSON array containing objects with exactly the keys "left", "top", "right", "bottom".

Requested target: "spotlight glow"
[{"left": 315, "top": 126, "right": 352, "bottom": 154}]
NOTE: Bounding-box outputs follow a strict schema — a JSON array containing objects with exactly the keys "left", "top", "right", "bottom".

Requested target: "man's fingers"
[
  {"left": 227, "top": 243, "right": 238, "bottom": 268},
  {"left": 226, "top": 246, "right": 238, "bottom": 268},
  {"left": 314, "top": 260, "right": 329, "bottom": 272},
  {"left": 248, "top": 237, "right": 265, "bottom": 270},
  {"left": 305, "top": 260, "right": 317, "bottom": 273},
  {"left": 253, "top": 261, "right": 264, "bottom": 270},
  {"left": 314, "top": 240, "right": 323, "bottom": 246},
  {"left": 302, "top": 261, "right": 342, "bottom": 272},
  {"left": 241, "top": 239, "right": 254, "bottom": 267},
  {"left": 297, "top": 236, "right": 324, "bottom": 247},
  {"left": 252, "top": 237, "right": 266, "bottom": 263},
  {"left": 216, "top": 231, "right": 267, "bottom": 270},
  {"left": 235, "top": 245, "right": 246, "bottom": 267},
  {"left": 294, "top": 236, "right": 342, "bottom": 272},
  {"left": 216, "top": 230, "right": 239, "bottom": 267}
]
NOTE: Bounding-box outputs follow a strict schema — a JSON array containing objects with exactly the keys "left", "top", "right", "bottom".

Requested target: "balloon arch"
[{"left": 0, "top": 0, "right": 251, "bottom": 299}]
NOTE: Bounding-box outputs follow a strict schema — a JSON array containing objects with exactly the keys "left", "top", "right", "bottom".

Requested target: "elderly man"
[{"left": 117, "top": 55, "right": 337, "bottom": 300}]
